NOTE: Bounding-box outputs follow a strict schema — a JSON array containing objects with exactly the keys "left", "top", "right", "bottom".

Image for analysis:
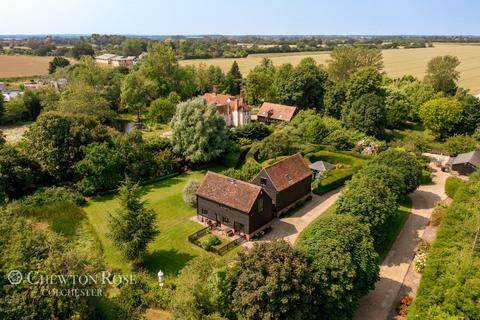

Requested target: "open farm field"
[
  {"left": 180, "top": 43, "right": 480, "bottom": 94},
  {"left": 0, "top": 55, "right": 54, "bottom": 78}
]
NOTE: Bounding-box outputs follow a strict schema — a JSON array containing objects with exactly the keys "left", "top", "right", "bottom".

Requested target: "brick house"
[
  {"left": 256, "top": 102, "right": 297, "bottom": 124},
  {"left": 203, "top": 92, "right": 251, "bottom": 127}
]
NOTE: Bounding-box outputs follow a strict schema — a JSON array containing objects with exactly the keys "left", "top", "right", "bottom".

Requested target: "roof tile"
[
  {"left": 260, "top": 153, "right": 312, "bottom": 191},
  {"left": 196, "top": 172, "right": 262, "bottom": 213},
  {"left": 257, "top": 102, "right": 297, "bottom": 122}
]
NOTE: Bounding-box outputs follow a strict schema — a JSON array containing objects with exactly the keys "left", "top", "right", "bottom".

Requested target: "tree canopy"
[
  {"left": 424, "top": 55, "right": 460, "bottom": 95},
  {"left": 419, "top": 98, "right": 463, "bottom": 138},
  {"left": 232, "top": 241, "right": 314, "bottom": 320},
  {"left": 171, "top": 98, "right": 228, "bottom": 163},
  {"left": 297, "top": 214, "right": 379, "bottom": 319},
  {"left": 327, "top": 46, "right": 384, "bottom": 82}
]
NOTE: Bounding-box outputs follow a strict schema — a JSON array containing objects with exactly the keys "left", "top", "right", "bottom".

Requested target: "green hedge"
[
  {"left": 444, "top": 176, "right": 464, "bottom": 198},
  {"left": 306, "top": 150, "right": 366, "bottom": 195},
  {"left": 420, "top": 170, "right": 432, "bottom": 185},
  {"left": 407, "top": 172, "right": 480, "bottom": 319}
]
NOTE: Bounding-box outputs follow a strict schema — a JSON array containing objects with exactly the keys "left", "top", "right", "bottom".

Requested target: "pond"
[{"left": 111, "top": 120, "right": 144, "bottom": 133}]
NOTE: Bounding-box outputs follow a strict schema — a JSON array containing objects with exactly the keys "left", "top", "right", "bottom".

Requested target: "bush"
[
  {"left": 444, "top": 134, "right": 477, "bottom": 156},
  {"left": 229, "top": 122, "right": 271, "bottom": 142},
  {"left": 323, "top": 128, "right": 366, "bottom": 151},
  {"left": 297, "top": 215, "right": 379, "bottom": 319},
  {"left": 473, "top": 127, "right": 480, "bottom": 142},
  {"left": 183, "top": 179, "right": 201, "bottom": 207},
  {"left": 370, "top": 149, "right": 423, "bottom": 194},
  {"left": 444, "top": 176, "right": 464, "bottom": 198},
  {"left": 201, "top": 235, "right": 221, "bottom": 251},
  {"left": 336, "top": 175, "right": 398, "bottom": 243},
  {"left": 17, "top": 187, "right": 86, "bottom": 208},
  {"left": 222, "top": 142, "right": 243, "bottom": 168},
  {"left": 2, "top": 97, "right": 28, "bottom": 124},
  {"left": 431, "top": 201, "right": 448, "bottom": 227},
  {"left": 420, "top": 170, "right": 432, "bottom": 185},
  {"left": 413, "top": 240, "right": 431, "bottom": 273},
  {"left": 222, "top": 160, "right": 262, "bottom": 182}
]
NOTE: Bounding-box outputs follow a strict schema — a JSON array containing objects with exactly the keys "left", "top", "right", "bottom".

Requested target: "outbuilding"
[{"left": 449, "top": 150, "right": 480, "bottom": 175}]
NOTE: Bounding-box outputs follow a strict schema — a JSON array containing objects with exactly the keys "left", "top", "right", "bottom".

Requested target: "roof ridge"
[
  {"left": 263, "top": 153, "right": 302, "bottom": 170},
  {"left": 206, "top": 171, "right": 262, "bottom": 190}
]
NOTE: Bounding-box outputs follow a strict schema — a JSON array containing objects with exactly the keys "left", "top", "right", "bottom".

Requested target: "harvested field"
[
  {"left": 180, "top": 43, "right": 480, "bottom": 94},
  {"left": 0, "top": 55, "right": 53, "bottom": 78}
]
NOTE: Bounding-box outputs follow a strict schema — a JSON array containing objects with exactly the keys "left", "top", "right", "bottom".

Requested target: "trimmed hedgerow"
[
  {"left": 407, "top": 171, "right": 480, "bottom": 319},
  {"left": 444, "top": 176, "right": 464, "bottom": 199}
]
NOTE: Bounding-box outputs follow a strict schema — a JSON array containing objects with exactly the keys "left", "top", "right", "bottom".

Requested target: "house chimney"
[
  {"left": 212, "top": 85, "right": 219, "bottom": 95},
  {"left": 239, "top": 88, "right": 245, "bottom": 105}
]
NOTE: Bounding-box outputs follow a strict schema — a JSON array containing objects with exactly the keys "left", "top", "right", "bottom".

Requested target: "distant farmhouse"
[
  {"left": 94, "top": 53, "right": 143, "bottom": 67},
  {"left": 447, "top": 149, "right": 480, "bottom": 176},
  {"left": 195, "top": 153, "right": 312, "bottom": 239},
  {"left": 257, "top": 102, "right": 297, "bottom": 124},
  {"left": 203, "top": 91, "right": 251, "bottom": 127}
]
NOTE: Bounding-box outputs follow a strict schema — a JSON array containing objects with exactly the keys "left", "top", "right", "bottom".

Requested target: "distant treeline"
[{"left": 2, "top": 34, "right": 480, "bottom": 59}]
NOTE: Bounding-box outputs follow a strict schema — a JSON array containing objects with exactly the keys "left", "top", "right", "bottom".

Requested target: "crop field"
[
  {"left": 180, "top": 43, "right": 480, "bottom": 94},
  {"left": 0, "top": 55, "right": 54, "bottom": 78}
]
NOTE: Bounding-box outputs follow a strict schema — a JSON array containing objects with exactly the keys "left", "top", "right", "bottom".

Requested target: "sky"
[{"left": 1, "top": 0, "right": 480, "bottom": 36}]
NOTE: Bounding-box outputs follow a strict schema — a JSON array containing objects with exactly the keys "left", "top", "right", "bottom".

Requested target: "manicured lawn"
[{"left": 83, "top": 168, "right": 240, "bottom": 279}]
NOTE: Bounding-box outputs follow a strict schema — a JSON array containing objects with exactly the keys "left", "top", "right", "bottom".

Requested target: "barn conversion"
[
  {"left": 251, "top": 153, "right": 312, "bottom": 214},
  {"left": 196, "top": 154, "right": 312, "bottom": 239}
]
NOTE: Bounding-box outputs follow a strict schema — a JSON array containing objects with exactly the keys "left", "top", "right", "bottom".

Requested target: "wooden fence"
[{"left": 187, "top": 227, "right": 245, "bottom": 256}]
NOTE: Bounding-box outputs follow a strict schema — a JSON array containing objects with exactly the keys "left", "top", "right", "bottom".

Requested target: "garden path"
[{"left": 354, "top": 162, "right": 449, "bottom": 320}]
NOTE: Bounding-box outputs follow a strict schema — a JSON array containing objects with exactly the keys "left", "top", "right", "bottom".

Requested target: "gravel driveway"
[
  {"left": 354, "top": 162, "right": 449, "bottom": 320},
  {"left": 259, "top": 188, "right": 342, "bottom": 244}
]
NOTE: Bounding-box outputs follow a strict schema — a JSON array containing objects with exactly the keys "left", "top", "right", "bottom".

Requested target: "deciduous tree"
[
  {"left": 327, "top": 46, "right": 383, "bottom": 82},
  {"left": 120, "top": 71, "right": 154, "bottom": 121},
  {"left": 232, "top": 241, "right": 314, "bottom": 320},
  {"left": 24, "top": 112, "right": 110, "bottom": 181},
  {"left": 171, "top": 98, "right": 227, "bottom": 163},
  {"left": 336, "top": 175, "right": 398, "bottom": 241},
  {"left": 48, "top": 56, "right": 70, "bottom": 74},
  {"left": 297, "top": 214, "right": 379, "bottom": 319},
  {"left": 419, "top": 98, "right": 463, "bottom": 138},
  {"left": 342, "top": 93, "right": 386, "bottom": 138},
  {"left": 424, "top": 55, "right": 460, "bottom": 95}
]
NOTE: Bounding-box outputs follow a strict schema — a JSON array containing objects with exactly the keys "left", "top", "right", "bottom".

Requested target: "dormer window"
[{"left": 260, "top": 178, "right": 267, "bottom": 186}]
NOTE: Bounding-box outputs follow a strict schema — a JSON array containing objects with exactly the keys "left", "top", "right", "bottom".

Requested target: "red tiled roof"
[
  {"left": 203, "top": 93, "right": 250, "bottom": 113},
  {"left": 196, "top": 171, "right": 262, "bottom": 213},
  {"left": 261, "top": 153, "right": 312, "bottom": 191},
  {"left": 257, "top": 102, "right": 297, "bottom": 122}
]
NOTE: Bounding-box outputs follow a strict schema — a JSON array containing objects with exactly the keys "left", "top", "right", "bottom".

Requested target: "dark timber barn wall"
[
  {"left": 251, "top": 173, "right": 311, "bottom": 213},
  {"left": 196, "top": 191, "right": 273, "bottom": 234}
]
